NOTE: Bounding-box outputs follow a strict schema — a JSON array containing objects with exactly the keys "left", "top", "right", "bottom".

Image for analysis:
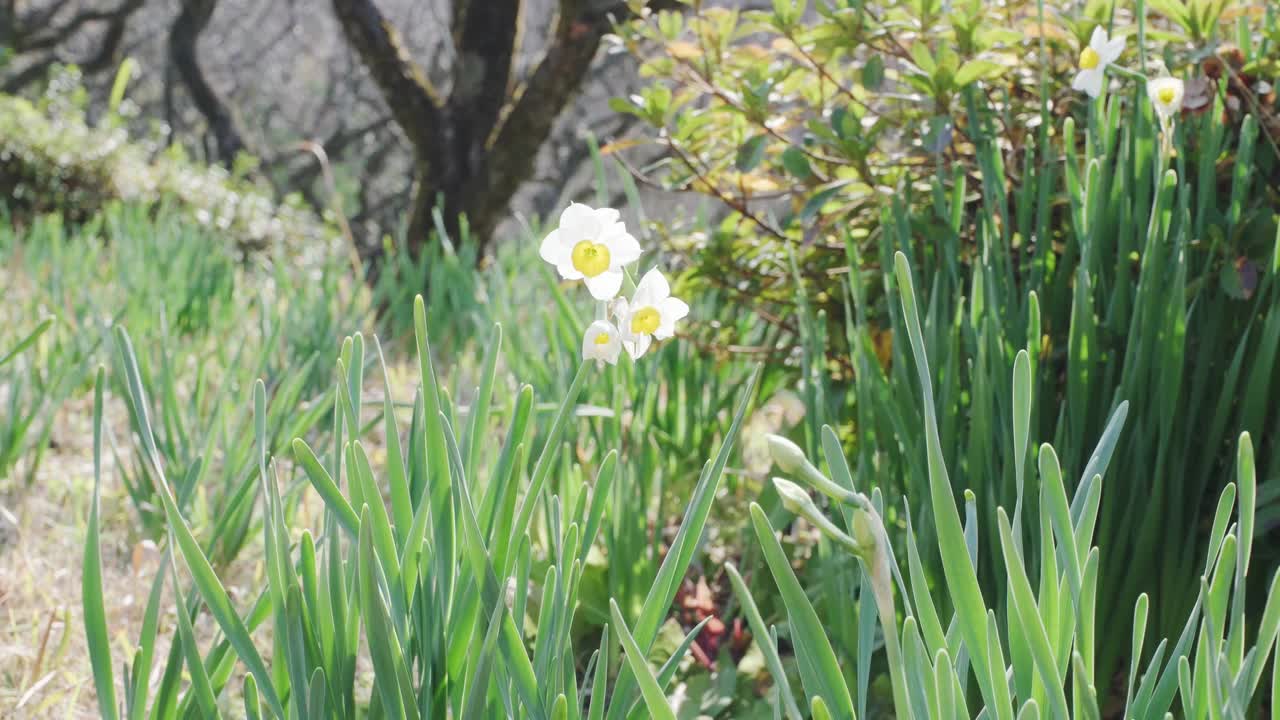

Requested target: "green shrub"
[
  {"left": 0, "top": 67, "right": 335, "bottom": 253},
  {"left": 621, "top": 0, "right": 1280, "bottom": 682},
  {"left": 616, "top": 1, "right": 1280, "bottom": 345}
]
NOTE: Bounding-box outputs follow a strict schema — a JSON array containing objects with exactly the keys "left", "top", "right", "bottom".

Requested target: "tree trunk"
[{"left": 331, "top": 0, "right": 670, "bottom": 268}]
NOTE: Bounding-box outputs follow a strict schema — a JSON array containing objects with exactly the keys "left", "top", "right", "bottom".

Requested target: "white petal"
[
  {"left": 583, "top": 333, "right": 605, "bottom": 361},
  {"left": 584, "top": 269, "right": 624, "bottom": 300},
  {"left": 559, "top": 203, "right": 598, "bottom": 241},
  {"left": 1147, "top": 77, "right": 1185, "bottom": 119},
  {"left": 654, "top": 296, "right": 690, "bottom": 339},
  {"left": 560, "top": 202, "right": 594, "bottom": 228},
  {"left": 593, "top": 207, "right": 621, "bottom": 225},
  {"left": 603, "top": 226, "right": 642, "bottom": 267},
  {"left": 557, "top": 258, "right": 584, "bottom": 281},
  {"left": 1088, "top": 26, "right": 1109, "bottom": 51},
  {"left": 539, "top": 228, "right": 569, "bottom": 266},
  {"left": 660, "top": 296, "right": 690, "bottom": 323},
  {"left": 582, "top": 321, "right": 621, "bottom": 365},
  {"left": 633, "top": 268, "right": 670, "bottom": 306},
  {"left": 610, "top": 297, "right": 630, "bottom": 323},
  {"left": 585, "top": 319, "right": 615, "bottom": 336},
  {"left": 626, "top": 333, "right": 653, "bottom": 360},
  {"left": 1073, "top": 68, "right": 1104, "bottom": 98},
  {"left": 1100, "top": 36, "right": 1125, "bottom": 64}
]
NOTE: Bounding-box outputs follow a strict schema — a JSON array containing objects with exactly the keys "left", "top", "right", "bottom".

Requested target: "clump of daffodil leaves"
[{"left": 540, "top": 203, "right": 689, "bottom": 365}]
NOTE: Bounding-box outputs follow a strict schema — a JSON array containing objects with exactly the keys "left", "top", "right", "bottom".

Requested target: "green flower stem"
[
  {"left": 773, "top": 478, "right": 866, "bottom": 557},
  {"left": 799, "top": 461, "right": 866, "bottom": 510},
  {"left": 1106, "top": 64, "right": 1148, "bottom": 82},
  {"left": 865, "top": 529, "right": 910, "bottom": 720}
]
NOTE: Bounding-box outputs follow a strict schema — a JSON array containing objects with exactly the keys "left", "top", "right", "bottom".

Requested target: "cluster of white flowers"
[
  {"left": 539, "top": 203, "right": 689, "bottom": 365},
  {"left": 1072, "top": 26, "right": 1186, "bottom": 131}
]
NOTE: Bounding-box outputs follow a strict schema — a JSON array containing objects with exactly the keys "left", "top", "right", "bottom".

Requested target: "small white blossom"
[
  {"left": 539, "top": 203, "right": 642, "bottom": 300},
  {"left": 613, "top": 268, "right": 689, "bottom": 359},
  {"left": 1072, "top": 27, "right": 1125, "bottom": 98},
  {"left": 1147, "top": 76, "right": 1185, "bottom": 123},
  {"left": 582, "top": 320, "right": 622, "bottom": 365}
]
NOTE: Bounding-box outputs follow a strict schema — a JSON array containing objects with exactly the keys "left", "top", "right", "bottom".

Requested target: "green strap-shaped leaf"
[
  {"left": 622, "top": 616, "right": 715, "bottom": 720},
  {"left": 114, "top": 326, "right": 285, "bottom": 720},
  {"left": 996, "top": 508, "right": 1069, "bottom": 718},
  {"left": 440, "top": 415, "right": 546, "bottom": 719},
  {"left": 893, "top": 252, "right": 997, "bottom": 706},
  {"left": 751, "top": 504, "right": 856, "bottom": 719},
  {"left": 607, "top": 365, "right": 761, "bottom": 720},
  {"left": 83, "top": 367, "right": 118, "bottom": 720},
  {"left": 156, "top": 474, "right": 284, "bottom": 717},
  {"left": 168, "top": 554, "right": 219, "bottom": 719},
  {"left": 292, "top": 438, "right": 359, "bottom": 536},
  {"left": 462, "top": 592, "right": 508, "bottom": 720},
  {"left": 587, "top": 627, "right": 610, "bottom": 720},
  {"left": 374, "top": 335, "right": 413, "bottom": 542},
  {"left": 463, "top": 323, "right": 503, "bottom": 484},
  {"left": 0, "top": 316, "right": 53, "bottom": 368},
  {"left": 726, "top": 563, "right": 804, "bottom": 720},
  {"left": 499, "top": 360, "right": 590, "bottom": 577},
  {"left": 244, "top": 675, "right": 261, "bottom": 720},
  {"left": 609, "top": 599, "right": 676, "bottom": 720},
  {"left": 986, "top": 610, "right": 1014, "bottom": 720},
  {"left": 357, "top": 507, "right": 420, "bottom": 720}
]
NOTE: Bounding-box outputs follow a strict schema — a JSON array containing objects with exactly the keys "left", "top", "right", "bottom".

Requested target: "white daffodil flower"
[
  {"left": 1072, "top": 26, "right": 1125, "bottom": 98},
  {"left": 614, "top": 268, "right": 689, "bottom": 360},
  {"left": 539, "top": 203, "right": 642, "bottom": 300},
  {"left": 1147, "top": 76, "right": 1185, "bottom": 123},
  {"left": 581, "top": 320, "right": 622, "bottom": 365}
]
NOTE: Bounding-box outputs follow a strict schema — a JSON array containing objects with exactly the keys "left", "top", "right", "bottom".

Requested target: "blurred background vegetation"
[{"left": 0, "top": 0, "right": 739, "bottom": 256}]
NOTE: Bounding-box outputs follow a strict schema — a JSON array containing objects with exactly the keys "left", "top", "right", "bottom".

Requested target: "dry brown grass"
[
  {"left": 0, "top": 357, "right": 415, "bottom": 719},
  {"left": 2, "top": 392, "right": 144, "bottom": 718}
]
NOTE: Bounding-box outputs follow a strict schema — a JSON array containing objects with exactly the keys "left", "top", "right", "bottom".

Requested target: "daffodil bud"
[
  {"left": 773, "top": 476, "right": 814, "bottom": 516},
  {"left": 767, "top": 434, "right": 861, "bottom": 507},
  {"left": 773, "top": 477, "right": 865, "bottom": 558},
  {"left": 766, "top": 433, "right": 808, "bottom": 474}
]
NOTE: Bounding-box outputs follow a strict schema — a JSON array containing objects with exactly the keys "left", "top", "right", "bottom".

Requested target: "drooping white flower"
[
  {"left": 1072, "top": 26, "right": 1125, "bottom": 98},
  {"left": 613, "top": 268, "right": 689, "bottom": 359},
  {"left": 539, "top": 203, "right": 642, "bottom": 300},
  {"left": 582, "top": 320, "right": 622, "bottom": 365},
  {"left": 1147, "top": 76, "right": 1185, "bottom": 123}
]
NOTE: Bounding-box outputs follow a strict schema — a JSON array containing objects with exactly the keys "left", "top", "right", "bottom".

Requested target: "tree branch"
[
  {"left": 284, "top": 115, "right": 393, "bottom": 190},
  {"left": 79, "top": 0, "right": 141, "bottom": 74},
  {"left": 170, "top": 0, "right": 248, "bottom": 165},
  {"left": 19, "top": 0, "right": 140, "bottom": 52},
  {"left": 450, "top": 0, "right": 470, "bottom": 49},
  {"left": 459, "top": 0, "right": 661, "bottom": 241},
  {"left": 330, "top": 0, "right": 443, "bottom": 157},
  {"left": 2, "top": 0, "right": 144, "bottom": 92}
]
